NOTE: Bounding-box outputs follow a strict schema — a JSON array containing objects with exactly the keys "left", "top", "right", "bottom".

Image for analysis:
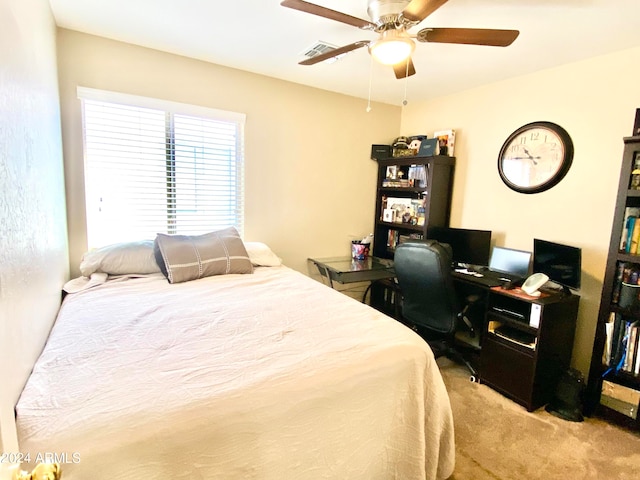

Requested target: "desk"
[
  {"left": 308, "top": 256, "right": 395, "bottom": 288},
  {"left": 308, "top": 256, "right": 397, "bottom": 313},
  {"left": 311, "top": 255, "right": 580, "bottom": 410},
  {"left": 481, "top": 286, "right": 579, "bottom": 411},
  {"left": 444, "top": 272, "right": 580, "bottom": 410}
]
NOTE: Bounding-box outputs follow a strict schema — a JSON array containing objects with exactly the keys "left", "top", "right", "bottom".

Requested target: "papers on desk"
[
  {"left": 488, "top": 321, "right": 537, "bottom": 350},
  {"left": 454, "top": 268, "right": 484, "bottom": 278}
]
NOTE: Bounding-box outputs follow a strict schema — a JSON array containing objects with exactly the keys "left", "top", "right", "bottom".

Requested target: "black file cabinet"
[{"left": 480, "top": 288, "right": 580, "bottom": 411}]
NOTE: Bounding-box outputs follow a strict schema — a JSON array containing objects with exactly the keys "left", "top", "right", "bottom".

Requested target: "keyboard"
[
  {"left": 452, "top": 268, "right": 505, "bottom": 287},
  {"left": 469, "top": 275, "right": 506, "bottom": 287}
]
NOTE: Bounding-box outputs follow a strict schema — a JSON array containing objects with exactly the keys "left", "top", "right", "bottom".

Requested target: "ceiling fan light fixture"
[{"left": 369, "top": 29, "right": 415, "bottom": 65}]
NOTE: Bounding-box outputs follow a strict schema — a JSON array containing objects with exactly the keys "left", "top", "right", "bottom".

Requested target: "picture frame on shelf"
[
  {"left": 386, "top": 197, "right": 413, "bottom": 223},
  {"left": 383, "top": 208, "right": 396, "bottom": 223},
  {"left": 417, "top": 138, "right": 438, "bottom": 157},
  {"left": 386, "top": 166, "right": 397, "bottom": 179},
  {"left": 434, "top": 129, "right": 456, "bottom": 156}
]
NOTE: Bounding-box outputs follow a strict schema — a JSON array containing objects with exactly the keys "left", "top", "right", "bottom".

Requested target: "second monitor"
[{"left": 426, "top": 226, "right": 492, "bottom": 267}]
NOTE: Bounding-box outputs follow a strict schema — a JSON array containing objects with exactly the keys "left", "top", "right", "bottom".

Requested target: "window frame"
[{"left": 77, "top": 87, "right": 246, "bottom": 247}]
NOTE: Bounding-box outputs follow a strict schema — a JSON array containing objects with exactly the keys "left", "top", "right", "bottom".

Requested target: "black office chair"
[{"left": 394, "top": 240, "right": 479, "bottom": 380}]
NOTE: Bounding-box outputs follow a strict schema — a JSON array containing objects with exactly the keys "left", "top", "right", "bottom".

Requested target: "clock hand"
[{"left": 523, "top": 148, "right": 538, "bottom": 165}]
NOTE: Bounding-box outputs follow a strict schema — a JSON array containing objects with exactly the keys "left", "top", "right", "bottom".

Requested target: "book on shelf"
[
  {"left": 624, "top": 322, "right": 639, "bottom": 372},
  {"left": 608, "top": 312, "right": 626, "bottom": 369},
  {"left": 631, "top": 219, "right": 640, "bottom": 254},
  {"left": 622, "top": 321, "right": 634, "bottom": 371},
  {"left": 625, "top": 216, "right": 636, "bottom": 253},
  {"left": 604, "top": 312, "right": 615, "bottom": 366},
  {"left": 617, "top": 317, "right": 629, "bottom": 369},
  {"left": 636, "top": 331, "right": 640, "bottom": 375},
  {"left": 604, "top": 312, "right": 640, "bottom": 376},
  {"left": 624, "top": 320, "right": 640, "bottom": 375},
  {"left": 387, "top": 229, "right": 399, "bottom": 249},
  {"left": 620, "top": 207, "right": 640, "bottom": 252},
  {"left": 382, "top": 178, "right": 410, "bottom": 187}
]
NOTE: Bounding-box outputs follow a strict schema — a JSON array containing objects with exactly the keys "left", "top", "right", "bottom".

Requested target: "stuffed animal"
[{"left": 15, "top": 463, "right": 61, "bottom": 480}]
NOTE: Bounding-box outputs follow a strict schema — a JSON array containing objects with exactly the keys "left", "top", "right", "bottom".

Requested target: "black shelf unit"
[
  {"left": 586, "top": 135, "right": 640, "bottom": 429},
  {"left": 372, "top": 155, "right": 455, "bottom": 259}
]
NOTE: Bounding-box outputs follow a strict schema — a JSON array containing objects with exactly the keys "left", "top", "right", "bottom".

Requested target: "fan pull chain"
[
  {"left": 402, "top": 61, "right": 409, "bottom": 106},
  {"left": 366, "top": 54, "right": 373, "bottom": 112}
]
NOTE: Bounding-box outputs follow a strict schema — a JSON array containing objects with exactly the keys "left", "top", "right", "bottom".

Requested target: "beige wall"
[
  {"left": 57, "top": 29, "right": 401, "bottom": 277},
  {"left": 401, "top": 45, "right": 640, "bottom": 375},
  {"left": 0, "top": 0, "right": 68, "bottom": 463}
]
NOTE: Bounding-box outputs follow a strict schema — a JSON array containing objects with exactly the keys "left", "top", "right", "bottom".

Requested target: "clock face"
[{"left": 498, "top": 121, "right": 573, "bottom": 194}]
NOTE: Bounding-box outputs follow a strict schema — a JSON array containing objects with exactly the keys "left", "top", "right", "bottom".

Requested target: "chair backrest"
[{"left": 394, "top": 240, "right": 460, "bottom": 335}]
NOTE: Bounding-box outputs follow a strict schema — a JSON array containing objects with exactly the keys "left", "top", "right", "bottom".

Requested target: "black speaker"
[{"left": 545, "top": 368, "right": 585, "bottom": 422}]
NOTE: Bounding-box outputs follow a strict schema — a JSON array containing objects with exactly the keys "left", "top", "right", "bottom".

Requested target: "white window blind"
[{"left": 78, "top": 87, "right": 245, "bottom": 248}]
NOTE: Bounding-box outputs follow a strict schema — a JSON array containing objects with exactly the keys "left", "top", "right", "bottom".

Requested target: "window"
[{"left": 78, "top": 87, "right": 245, "bottom": 248}]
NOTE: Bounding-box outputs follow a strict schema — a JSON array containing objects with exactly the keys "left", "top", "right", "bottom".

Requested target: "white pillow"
[
  {"left": 79, "top": 240, "right": 161, "bottom": 277},
  {"left": 243, "top": 242, "right": 282, "bottom": 267}
]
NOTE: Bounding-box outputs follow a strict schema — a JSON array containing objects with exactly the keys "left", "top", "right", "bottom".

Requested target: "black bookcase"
[
  {"left": 586, "top": 135, "right": 640, "bottom": 429},
  {"left": 372, "top": 155, "right": 455, "bottom": 259}
]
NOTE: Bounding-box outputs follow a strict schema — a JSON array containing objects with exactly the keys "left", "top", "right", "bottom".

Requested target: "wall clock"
[{"left": 497, "top": 121, "right": 574, "bottom": 194}]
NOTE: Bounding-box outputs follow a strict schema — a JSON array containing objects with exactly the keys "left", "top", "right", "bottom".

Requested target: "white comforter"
[{"left": 16, "top": 266, "right": 454, "bottom": 479}]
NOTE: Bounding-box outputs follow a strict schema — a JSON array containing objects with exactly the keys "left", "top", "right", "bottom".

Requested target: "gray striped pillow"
[{"left": 154, "top": 227, "right": 253, "bottom": 284}]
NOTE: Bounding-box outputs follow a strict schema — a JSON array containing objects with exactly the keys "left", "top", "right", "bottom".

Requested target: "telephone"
[{"left": 521, "top": 272, "right": 549, "bottom": 296}]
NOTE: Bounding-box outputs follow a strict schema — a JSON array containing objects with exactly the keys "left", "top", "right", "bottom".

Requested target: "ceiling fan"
[{"left": 281, "top": 0, "right": 519, "bottom": 79}]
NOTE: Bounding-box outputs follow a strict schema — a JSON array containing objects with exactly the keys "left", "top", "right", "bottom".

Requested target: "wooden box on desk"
[{"left": 479, "top": 286, "right": 580, "bottom": 412}]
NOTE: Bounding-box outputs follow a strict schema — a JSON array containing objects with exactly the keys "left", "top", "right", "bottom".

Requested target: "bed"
[{"left": 15, "top": 231, "right": 455, "bottom": 479}]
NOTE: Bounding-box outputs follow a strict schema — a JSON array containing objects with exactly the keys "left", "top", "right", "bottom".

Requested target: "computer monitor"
[
  {"left": 489, "top": 246, "right": 531, "bottom": 277},
  {"left": 533, "top": 239, "right": 582, "bottom": 292},
  {"left": 426, "top": 226, "right": 492, "bottom": 266}
]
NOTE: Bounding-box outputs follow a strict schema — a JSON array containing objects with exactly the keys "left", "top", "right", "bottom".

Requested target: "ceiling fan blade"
[
  {"left": 280, "top": 0, "right": 375, "bottom": 30},
  {"left": 402, "top": 0, "right": 450, "bottom": 23},
  {"left": 393, "top": 58, "right": 416, "bottom": 79},
  {"left": 417, "top": 28, "right": 520, "bottom": 47},
  {"left": 299, "top": 41, "right": 370, "bottom": 66}
]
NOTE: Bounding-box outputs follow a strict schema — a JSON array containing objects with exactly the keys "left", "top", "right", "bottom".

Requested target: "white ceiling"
[{"left": 49, "top": 0, "right": 640, "bottom": 106}]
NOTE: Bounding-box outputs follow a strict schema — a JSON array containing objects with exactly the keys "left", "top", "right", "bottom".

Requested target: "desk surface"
[{"left": 309, "top": 256, "right": 395, "bottom": 284}]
